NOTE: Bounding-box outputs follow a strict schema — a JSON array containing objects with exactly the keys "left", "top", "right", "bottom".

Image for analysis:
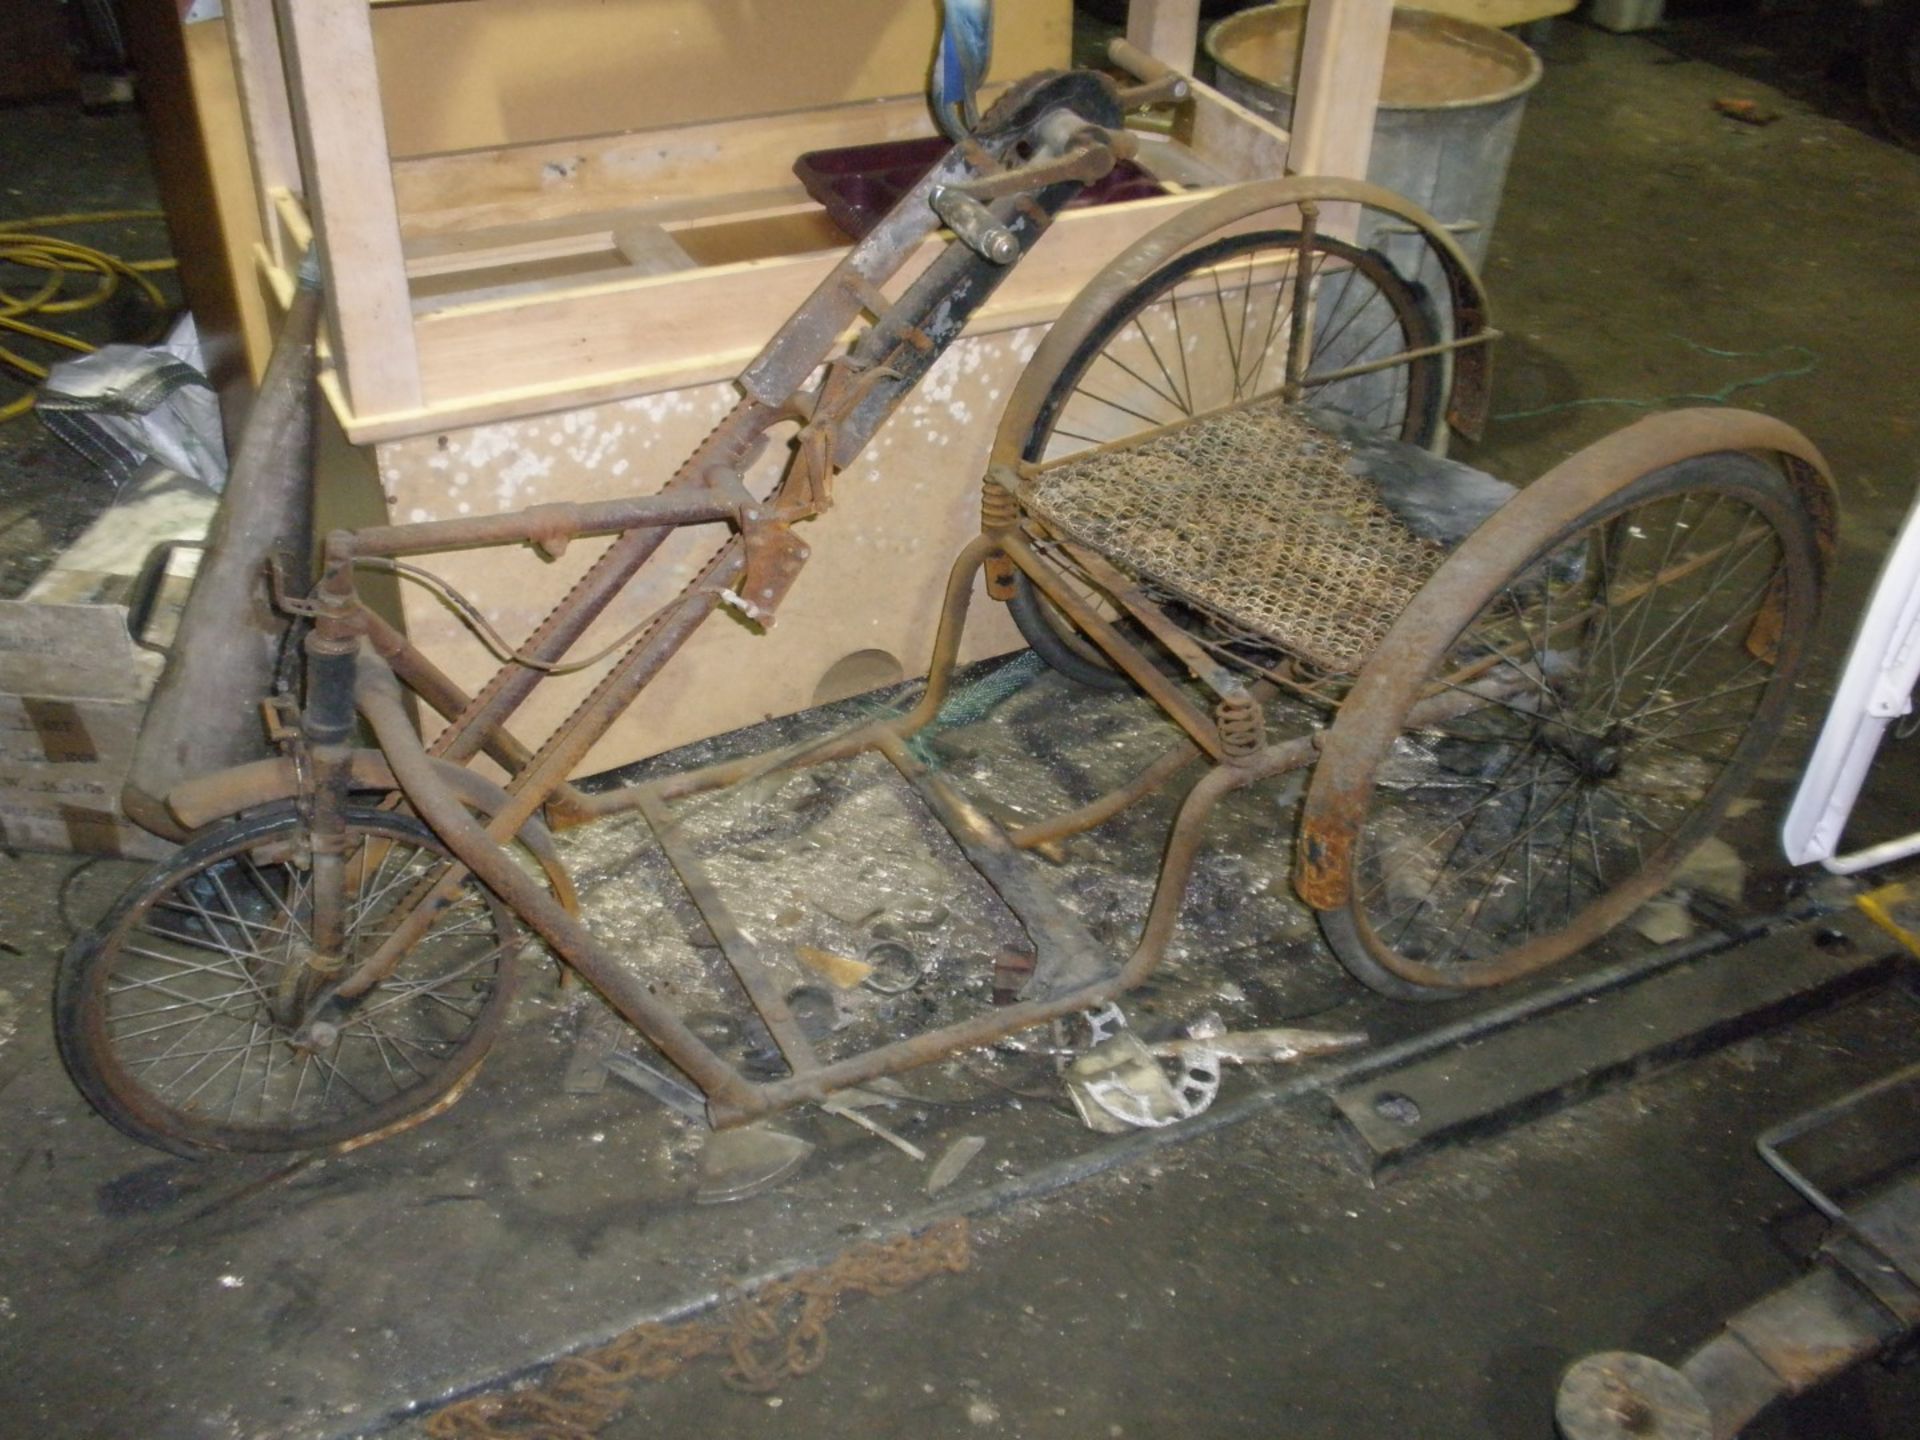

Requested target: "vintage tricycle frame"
[{"left": 150, "top": 54, "right": 1833, "bottom": 1139}]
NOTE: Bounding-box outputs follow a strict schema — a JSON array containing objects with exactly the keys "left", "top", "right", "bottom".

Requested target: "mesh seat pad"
[{"left": 1019, "top": 402, "right": 1448, "bottom": 674}]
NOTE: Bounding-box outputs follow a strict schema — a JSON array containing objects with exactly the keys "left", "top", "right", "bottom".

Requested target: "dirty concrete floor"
[{"left": 4, "top": 13, "right": 1920, "bottom": 1440}]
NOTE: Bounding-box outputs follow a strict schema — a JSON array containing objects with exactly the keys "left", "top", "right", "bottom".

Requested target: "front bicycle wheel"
[
  {"left": 55, "top": 805, "right": 518, "bottom": 1156},
  {"left": 1010, "top": 228, "right": 1445, "bottom": 688}
]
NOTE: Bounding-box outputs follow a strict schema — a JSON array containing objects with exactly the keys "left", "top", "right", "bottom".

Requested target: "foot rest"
[{"left": 1017, "top": 400, "right": 1514, "bottom": 674}]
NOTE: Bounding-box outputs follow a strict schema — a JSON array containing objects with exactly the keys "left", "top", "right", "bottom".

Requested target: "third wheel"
[{"left": 1314, "top": 449, "right": 1826, "bottom": 998}]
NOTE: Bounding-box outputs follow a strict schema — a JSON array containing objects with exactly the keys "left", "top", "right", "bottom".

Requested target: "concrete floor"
[{"left": 2, "top": 12, "right": 1920, "bottom": 1440}]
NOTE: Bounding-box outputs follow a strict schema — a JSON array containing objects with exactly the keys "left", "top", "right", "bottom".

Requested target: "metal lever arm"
[{"left": 931, "top": 115, "right": 1131, "bottom": 264}]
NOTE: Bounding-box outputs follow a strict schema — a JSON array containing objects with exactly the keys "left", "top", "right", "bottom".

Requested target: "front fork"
[{"left": 274, "top": 547, "right": 365, "bottom": 1029}]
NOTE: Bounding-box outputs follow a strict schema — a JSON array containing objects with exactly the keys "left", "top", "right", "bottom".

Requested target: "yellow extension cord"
[{"left": 0, "top": 210, "right": 178, "bottom": 423}]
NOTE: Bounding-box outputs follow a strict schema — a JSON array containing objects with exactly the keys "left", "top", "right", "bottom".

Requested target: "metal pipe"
[
  {"left": 340, "top": 489, "right": 737, "bottom": 560},
  {"left": 356, "top": 649, "right": 757, "bottom": 1114},
  {"left": 428, "top": 410, "right": 771, "bottom": 767},
  {"left": 333, "top": 544, "right": 748, "bottom": 999},
  {"left": 1003, "top": 532, "right": 1226, "bottom": 756},
  {"left": 1009, "top": 738, "right": 1202, "bottom": 850}
]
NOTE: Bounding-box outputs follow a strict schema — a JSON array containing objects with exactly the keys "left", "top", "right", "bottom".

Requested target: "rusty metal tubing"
[
  {"left": 710, "top": 741, "right": 1312, "bottom": 1116},
  {"left": 162, "top": 749, "right": 578, "bottom": 917},
  {"left": 1121, "top": 734, "right": 1319, "bottom": 985},
  {"left": 362, "top": 610, "right": 596, "bottom": 821},
  {"left": 419, "top": 83, "right": 1103, "bottom": 770},
  {"left": 337, "top": 489, "right": 738, "bottom": 560},
  {"left": 1296, "top": 408, "right": 1837, "bottom": 926},
  {"left": 356, "top": 649, "right": 758, "bottom": 1115},
  {"left": 1008, "top": 736, "right": 1202, "bottom": 850},
  {"left": 333, "top": 544, "right": 747, "bottom": 1001},
  {"left": 427, "top": 132, "right": 991, "bottom": 766},
  {"left": 738, "top": 136, "right": 982, "bottom": 408},
  {"left": 1063, "top": 541, "right": 1245, "bottom": 697},
  {"left": 635, "top": 787, "right": 822, "bottom": 1074},
  {"left": 1002, "top": 531, "right": 1227, "bottom": 757},
  {"left": 990, "top": 175, "right": 1498, "bottom": 472},
  {"left": 427, "top": 409, "right": 771, "bottom": 768},
  {"left": 581, "top": 533, "right": 999, "bottom": 814}
]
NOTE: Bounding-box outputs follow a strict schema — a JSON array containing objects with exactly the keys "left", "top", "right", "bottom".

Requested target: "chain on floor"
[{"left": 422, "top": 1218, "right": 972, "bottom": 1440}]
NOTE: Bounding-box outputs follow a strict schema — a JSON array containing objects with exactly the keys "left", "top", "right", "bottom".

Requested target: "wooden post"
[
  {"left": 1126, "top": 0, "right": 1203, "bottom": 72},
  {"left": 272, "top": 0, "right": 422, "bottom": 416},
  {"left": 1285, "top": 0, "right": 1393, "bottom": 181},
  {"left": 225, "top": 0, "right": 301, "bottom": 269}
]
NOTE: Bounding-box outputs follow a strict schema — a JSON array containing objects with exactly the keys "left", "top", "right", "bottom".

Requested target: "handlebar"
[
  {"left": 929, "top": 49, "right": 1189, "bottom": 266},
  {"left": 1106, "top": 38, "right": 1192, "bottom": 108}
]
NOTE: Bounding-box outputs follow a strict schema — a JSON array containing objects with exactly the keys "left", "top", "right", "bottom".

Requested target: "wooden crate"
[
  {"left": 219, "top": 0, "right": 1394, "bottom": 775},
  {"left": 0, "top": 472, "right": 213, "bottom": 860},
  {"left": 0, "top": 604, "right": 171, "bottom": 861}
]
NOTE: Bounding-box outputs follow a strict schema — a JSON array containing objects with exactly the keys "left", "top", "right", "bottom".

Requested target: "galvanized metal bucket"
[{"left": 1206, "top": 3, "right": 1543, "bottom": 272}]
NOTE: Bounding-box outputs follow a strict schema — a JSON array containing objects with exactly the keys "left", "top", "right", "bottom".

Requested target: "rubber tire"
[
  {"left": 1317, "top": 453, "right": 1823, "bottom": 1001},
  {"left": 55, "top": 804, "right": 518, "bottom": 1157},
  {"left": 1009, "top": 229, "right": 1443, "bottom": 689}
]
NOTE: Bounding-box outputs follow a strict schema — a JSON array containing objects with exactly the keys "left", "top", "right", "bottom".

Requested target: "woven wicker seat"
[{"left": 1017, "top": 401, "right": 1465, "bottom": 674}]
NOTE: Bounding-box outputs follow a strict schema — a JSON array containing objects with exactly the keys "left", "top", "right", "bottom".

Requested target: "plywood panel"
[
  {"left": 376, "top": 326, "right": 1046, "bottom": 774},
  {"left": 372, "top": 0, "right": 1072, "bottom": 159}
]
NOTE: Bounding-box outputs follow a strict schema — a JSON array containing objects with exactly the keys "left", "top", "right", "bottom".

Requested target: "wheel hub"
[{"left": 1539, "top": 718, "right": 1633, "bottom": 782}]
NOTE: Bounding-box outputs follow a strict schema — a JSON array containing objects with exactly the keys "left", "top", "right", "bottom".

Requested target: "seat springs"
[
  {"left": 980, "top": 475, "right": 1020, "bottom": 532},
  {"left": 1217, "top": 691, "right": 1263, "bottom": 759}
]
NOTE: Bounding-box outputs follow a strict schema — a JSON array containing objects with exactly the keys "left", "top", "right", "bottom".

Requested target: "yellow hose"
[{"left": 0, "top": 210, "right": 178, "bottom": 423}]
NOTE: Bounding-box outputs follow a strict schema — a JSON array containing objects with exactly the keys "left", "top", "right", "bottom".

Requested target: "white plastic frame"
[{"left": 1782, "top": 485, "right": 1920, "bottom": 873}]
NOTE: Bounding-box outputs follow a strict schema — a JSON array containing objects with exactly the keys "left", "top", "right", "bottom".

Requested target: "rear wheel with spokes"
[
  {"left": 1010, "top": 227, "right": 1446, "bottom": 688},
  {"left": 1315, "top": 452, "right": 1824, "bottom": 998},
  {"left": 55, "top": 805, "right": 518, "bottom": 1156}
]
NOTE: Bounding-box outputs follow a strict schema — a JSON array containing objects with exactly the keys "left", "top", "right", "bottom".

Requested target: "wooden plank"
[
  {"left": 404, "top": 191, "right": 1202, "bottom": 421},
  {"left": 614, "top": 225, "right": 701, "bottom": 277},
  {"left": 390, "top": 92, "right": 956, "bottom": 240},
  {"left": 1126, "top": 0, "right": 1203, "bottom": 72},
  {"left": 0, "top": 603, "right": 151, "bottom": 703},
  {"left": 0, "top": 696, "right": 143, "bottom": 770},
  {"left": 274, "top": 0, "right": 423, "bottom": 414},
  {"left": 270, "top": 186, "right": 313, "bottom": 263},
  {"left": 1285, "top": 0, "right": 1394, "bottom": 182},
  {"left": 225, "top": 0, "right": 301, "bottom": 265},
  {"left": 0, "top": 793, "right": 173, "bottom": 861},
  {"left": 1184, "top": 74, "right": 1291, "bottom": 181}
]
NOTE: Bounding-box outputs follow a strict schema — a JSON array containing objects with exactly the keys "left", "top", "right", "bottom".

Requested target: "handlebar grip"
[
  {"left": 930, "top": 185, "right": 1021, "bottom": 265},
  {"left": 1107, "top": 38, "right": 1192, "bottom": 105}
]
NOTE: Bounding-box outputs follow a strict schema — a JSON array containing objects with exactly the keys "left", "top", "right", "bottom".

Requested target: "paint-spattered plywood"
[{"left": 376, "top": 327, "right": 1045, "bottom": 776}]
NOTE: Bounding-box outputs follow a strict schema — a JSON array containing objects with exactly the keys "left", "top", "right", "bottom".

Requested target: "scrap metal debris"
[
  {"left": 926, "top": 1134, "right": 987, "bottom": 1195},
  {"left": 1065, "top": 1014, "right": 1367, "bottom": 1133},
  {"left": 695, "top": 1126, "right": 814, "bottom": 1204},
  {"left": 424, "top": 1220, "right": 971, "bottom": 1438},
  {"left": 795, "top": 944, "right": 874, "bottom": 989}
]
